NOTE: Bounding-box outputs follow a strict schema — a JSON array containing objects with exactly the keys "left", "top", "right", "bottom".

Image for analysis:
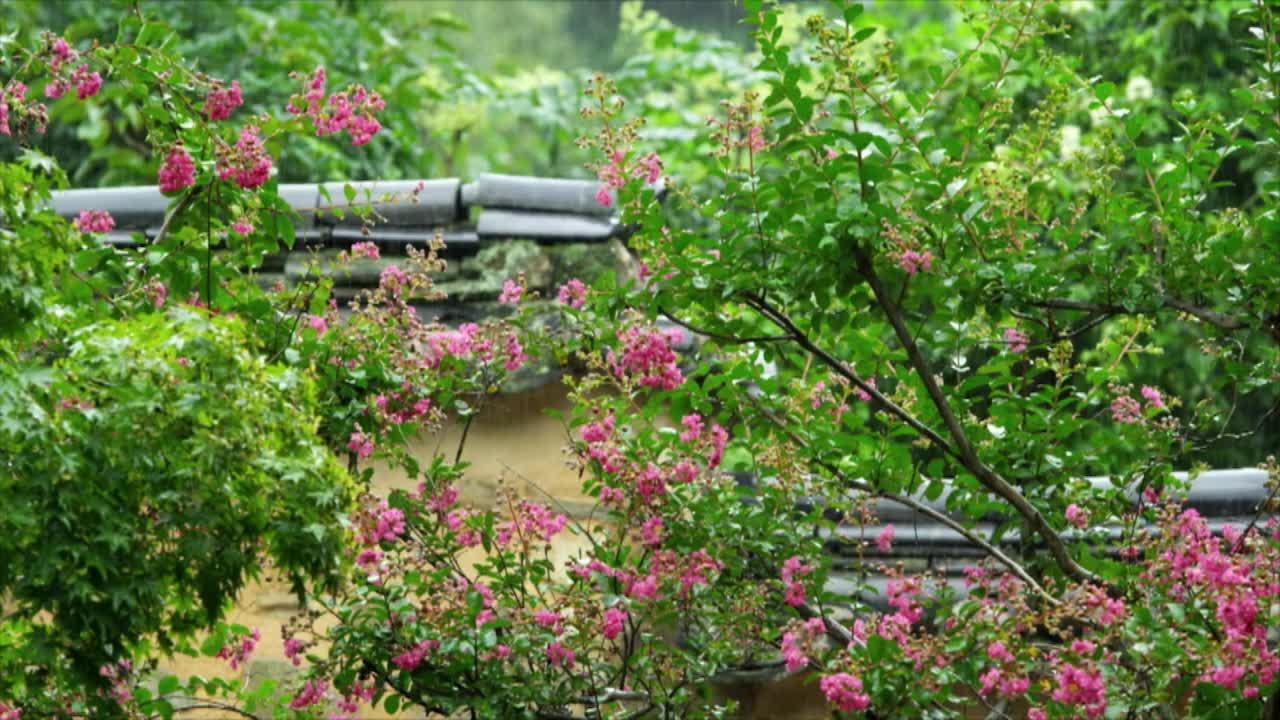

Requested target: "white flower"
[
  {"left": 1126, "top": 75, "right": 1154, "bottom": 102},
  {"left": 1090, "top": 98, "right": 1114, "bottom": 127},
  {"left": 1060, "top": 125, "right": 1082, "bottom": 159}
]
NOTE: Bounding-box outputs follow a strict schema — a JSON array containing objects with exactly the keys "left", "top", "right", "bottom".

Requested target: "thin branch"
[
  {"left": 659, "top": 307, "right": 792, "bottom": 345},
  {"left": 739, "top": 291, "right": 961, "bottom": 459},
  {"left": 745, "top": 391, "right": 1059, "bottom": 605},
  {"left": 1032, "top": 296, "right": 1246, "bottom": 331}
]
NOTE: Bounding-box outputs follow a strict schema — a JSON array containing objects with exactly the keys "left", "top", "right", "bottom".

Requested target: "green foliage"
[
  {"left": 0, "top": 152, "right": 78, "bottom": 341},
  {"left": 0, "top": 309, "right": 352, "bottom": 712}
]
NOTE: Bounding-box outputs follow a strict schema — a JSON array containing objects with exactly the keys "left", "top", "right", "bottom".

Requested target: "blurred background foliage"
[{"left": 3, "top": 0, "right": 1274, "bottom": 466}]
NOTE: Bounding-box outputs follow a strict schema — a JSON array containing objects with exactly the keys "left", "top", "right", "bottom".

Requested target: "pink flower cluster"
[
  {"left": 217, "top": 126, "right": 272, "bottom": 189},
  {"left": 545, "top": 641, "right": 576, "bottom": 668},
  {"left": 781, "top": 618, "right": 825, "bottom": 672},
  {"left": 602, "top": 607, "right": 627, "bottom": 640},
  {"left": 350, "top": 241, "right": 380, "bottom": 259},
  {"left": 978, "top": 639, "right": 1031, "bottom": 699},
  {"left": 1050, "top": 662, "right": 1106, "bottom": 718},
  {"left": 44, "top": 38, "right": 101, "bottom": 101},
  {"left": 1004, "top": 327, "right": 1029, "bottom": 354},
  {"left": 283, "top": 637, "right": 306, "bottom": 666},
  {"left": 372, "top": 386, "right": 433, "bottom": 428},
  {"left": 747, "top": 126, "right": 766, "bottom": 152},
  {"left": 1110, "top": 395, "right": 1142, "bottom": 424},
  {"left": 609, "top": 324, "right": 685, "bottom": 390},
  {"left": 895, "top": 247, "right": 934, "bottom": 275},
  {"left": 289, "top": 679, "right": 329, "bottom": 709},
  {"left": 158, "top": 146, "right": 196, "bottom": 193},
  {"left": 558, "top": 278, "right": 587, "bottom": 309},
  {"left": 876, "top": 524, "right": 895, "bottom": 552},
  {"left": 0, "top": 702, "right": 20, "bottom": 720},
  {"left": 497, "top": 500, "right": 568, "bottom": 545},
  {"left": 1148, "top": 508, "right": 1280, "bottom": 694},
  {"left": 781, "top": 555, "right": 813, "bottom": 607},
  {"left": 1065, "top": 503, "right": 1089, "bottom": 529},
  {"left": 215, "top": 627, "right": 260, "bottom": 670},
  {"left": 0, "top": 81, "right": 46, "bottom": 137},
  {"left": 347, "top": 430, "right": 375, "bottom": 459},
  {"left": 203, "top": 79, "right": 243, "bottom": 121},
  {"left": 498, "top": 278, "right": 523, "bottom": 304},
  {"left": 819, "top": 672, "right": 870, "bottom": 712},
  {"left": 98, "top": 659, "right": 133, "bottom": 706},
  {"left": 595, "top": 150, "right": 625, "bottom": 207},
  {"left": 287, "top": 66, "right": 385, "bottom": 146},
  {"left": 74, "top": 209, "right": 114, "bottom": 233},
  {"left": 392, "top": 639, "right": 440, "bottom": 671}
]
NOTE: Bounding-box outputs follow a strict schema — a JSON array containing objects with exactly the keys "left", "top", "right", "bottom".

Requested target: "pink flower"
[
  {"left": 707, "top": 424, "right": 728, "bottom": 467},
  {"left": 594, "top": 187, "right": 612, "bottom": 207},
  {"left": 218, "top": 126, "right": 272, "bottom": 189},
  {"left": 350, "top": 241, "right": 380, "bottom": 259},
  {"left": 283, "top": 638, "right": 305, "bottom": 667},
  {"left": 44, "top": 79, "right": 68, "bottom": 99},
  {"left": 679, "top": 414, "right": 703, "bottom": 443},
  {"left": 534, "top": 610, "right": 563, "bottom": 632},
  {"left": 51, "top": 37, "right": 75, "bottom": 65},
  {"left": 1004, "top": 327, "right": 1029, "bottom": 353},
  {"left": 602, "top": 607, "right": 627, "bottom": 640},
  {"left": 781, "top": 630, "right": 808, "bottom": 672},
  {"left": 498, "top": 278, "right": 523, "bottom": 304},
  {"left": 288, "top": 66, "right": 385, "bottom": 146},
  {"left": 347, "top": 431, "right": 374, "bottom": 459},
  {"left": 379, "top": 265, "right": 409, "bottom": 294},
  {"left": 1110, "top": 395, "right": 1142, "bottom": 424},
  {"left": 783, "top": 581, "right": 806, "bottom": 607},
  {"left": 1028, "top": 710, "right": 1047, "bottom": 720},
  {"left": 392, "top": 641, "right": 438, "bottom": 671},
  {"left": 289, "top": 679, "right": 329, "bottom": 709},
  {"left": 1051, "top": 663, "right": 1106, "bottom": 717},
  {"left": 215, "top": 627, "right": 260, "bottom": 671},
  {"left": 545, "top": 641, "right": 575, "bottom": 669},
  {"left": 204, "top": 80, "right": 243, "bottom": 120},
  {"left": 1071, "top": 639, "right": 1096, "bottom": 656},
  {"left": 1141, "top": 385, "right": 1164, "bottom": 409},
  {"left": 634, "top": 152, "right": 663, "bottom": 183},
  {"left": 558, "top": 278, "right": 587, "bottom": 309},
  {"left": 158, "top": 146, "right": 196, "bottom": 193},
  {"left": 74, "top": 209, "right": 114, "bottom": 233},
  {"left": 71, "top": 64, "right": 101, "bottom": 100},
  {"left": 1065, "top": 503, "right": 1089, "bottom": 529},
  {"left": 747, "top": 125, "right": 766, "bottom": 152},
  {"left": 819, "top": 673, "right": 871, "bottom": 712},
  {"left": 987, "top": 640, "right": 1014, "bottom": 663},
  {"left": 876, "top": 524, "right": 895, "bottom": 552},
  {"left": 640, "top": 516, "right": 664, "bottom": 547},
  {"left": 231, "top": 220, "right": 254, "bottom": 236},
  {"left": 145, "top": 279, "right": 166, "bottom": 307},
  {"left": 896, "top": 248, "right": 934, "bottom": 274},
  {"left": 503, "top": 333, "right": 528, "bottom": 371}
]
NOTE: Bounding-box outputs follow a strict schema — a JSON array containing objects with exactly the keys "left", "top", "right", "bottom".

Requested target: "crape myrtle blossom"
[
  {"left": 217, "top": 125, "right": 272, "bottom": 189},
  {"left": 73, "top": 210, "right": 114, "bottom": 233},
  {"left": 286, "top": 66, "right": 385, "bottom": 146},
  {"left": 203, "top": 79, "right": 243, "bottom": 120},
  {"left": 158, "top": 145, "right": 196, "bottom": 192}
]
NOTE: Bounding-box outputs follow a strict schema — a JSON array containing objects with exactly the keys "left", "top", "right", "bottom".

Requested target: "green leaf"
[{"left": 1095, "top": 81, "right": 1116, "bottom": 101}]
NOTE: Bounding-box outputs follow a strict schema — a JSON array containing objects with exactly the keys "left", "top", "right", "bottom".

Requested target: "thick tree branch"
[{"left": 854, "top": 252, "right": 1099, "bottom": 585}]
